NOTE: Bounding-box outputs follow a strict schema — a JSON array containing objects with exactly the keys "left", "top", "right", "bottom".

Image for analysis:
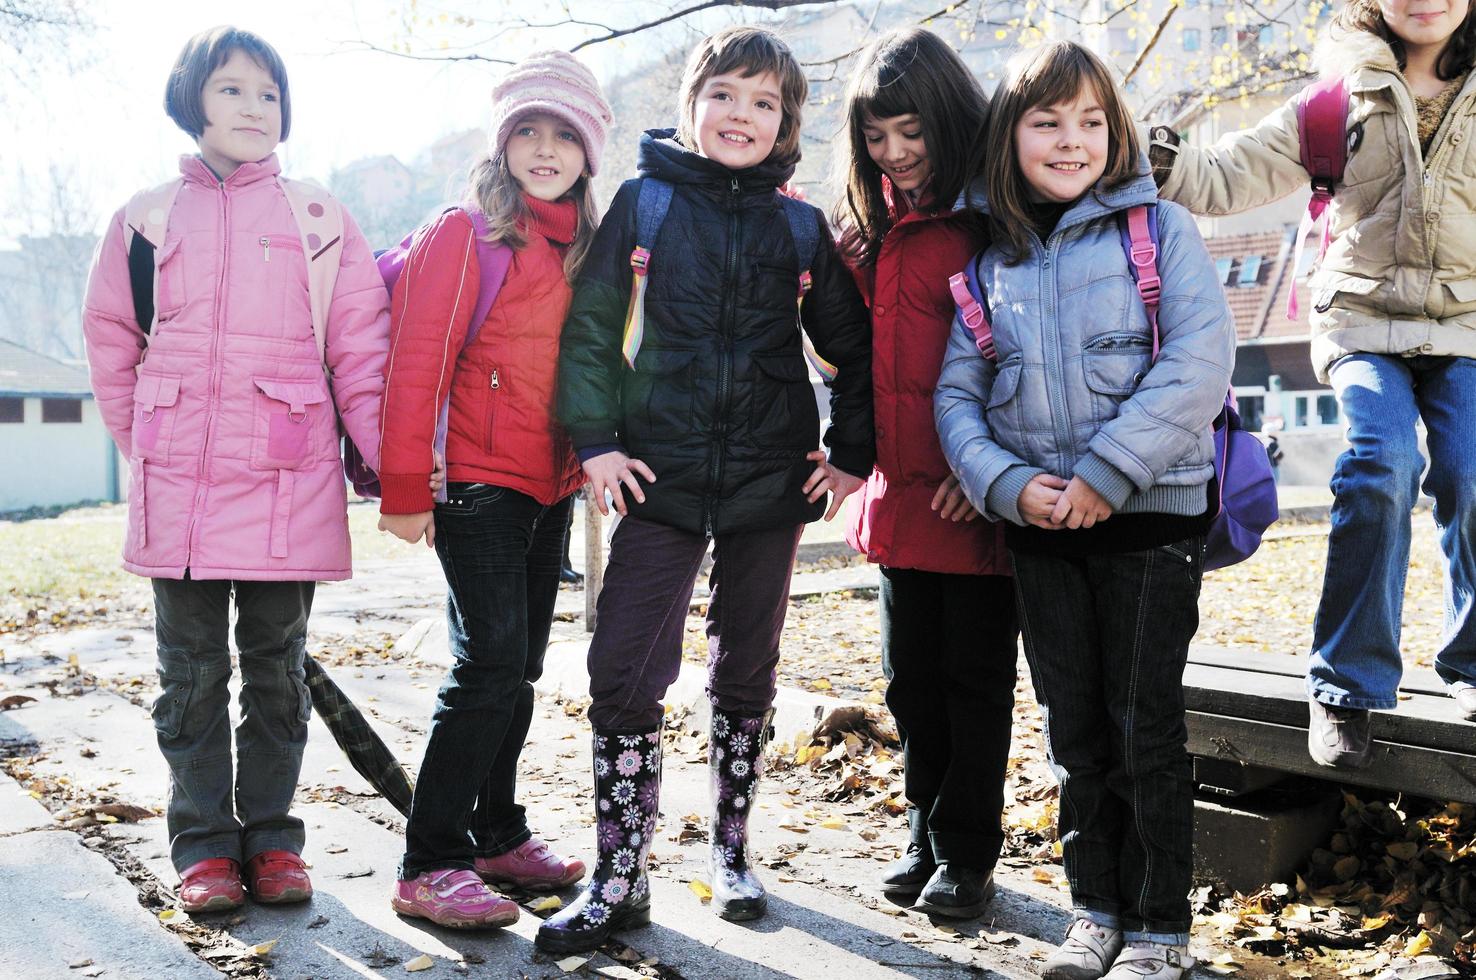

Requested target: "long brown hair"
[
  {"left": 832, "top": 27, "right": 990, "bottom": 268},
  {"left": 982, "top": 41, "right": 1141, "bottom": 264},
  {"left": 465, "top": 152, "right": 599, "bottom": 283},
  {"left": 1334, "top": 0, "right": 1476, "bottom": 80},
  {"left": 676, "top": 25, "right": 809, "bottom": 170}
]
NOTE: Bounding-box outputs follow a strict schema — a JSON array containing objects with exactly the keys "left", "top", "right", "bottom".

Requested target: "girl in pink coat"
[{"left": 81, "top": 27, "right": 389, "bottom": 913}]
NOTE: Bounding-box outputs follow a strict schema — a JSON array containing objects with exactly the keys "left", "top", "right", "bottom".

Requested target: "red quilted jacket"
[
  {"left": 379, "top": 196, "right": 585, "bottom": 514},
  {"left": 845, "top": 187, "right": 1010, "bottom": 576}
]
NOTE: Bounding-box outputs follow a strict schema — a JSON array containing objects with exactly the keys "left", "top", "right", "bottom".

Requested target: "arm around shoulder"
[
  {"left": 801, "top": 212, "right": 874, "bottom": 478},
  {"left": 323, "top": 206, "right": 391, "bottom": 475},
  {"left": 1155, "top": 93, "right": 1309, "bottom": 215}
]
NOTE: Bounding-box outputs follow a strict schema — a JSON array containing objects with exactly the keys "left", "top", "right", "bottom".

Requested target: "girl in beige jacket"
[{"left": 1151, "top": 0, "right": 1476, "bottom": 773}]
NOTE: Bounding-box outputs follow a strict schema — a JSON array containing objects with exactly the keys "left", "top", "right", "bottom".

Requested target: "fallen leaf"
[
  {"left": 0, "top": 694, "right": 36, "bottom": 710},
  {"left": 324, "top": 844, "right": 348, "bottom": 854},
  {"left": 93, "top": 803, "right": 153, "bottom": 823},
  {"left": 688, "top": 879, "right": 712, "bottom": 903},
  {"left": 341, "top": 868, "right": 374, "bottom": 879},
  {"left": 404, "top": 953, "right": 434, "bottom": 972},
  {"left": 67, "top": 958, "right": 94, "bottom": 969},
  {"left": 1031, "top": 867, "right": 1055, "bottom": 883},
  {"left": 307, "top": 915, "right": 329, "bottom": 929},
  {"left": 556, "top": 955, "right": 590, "bottom": 972},
  {"left": 819, "top": 817, "right": 847, "bottom": 831},
  {"left": 158, "top": 909, "right": 177, "bottom": 922},
  {"left": 247, "top": 938, "right": 278, "bottom": 958},
  {"left": 525, "top": 895, "right": 562, "bottom": 913}
]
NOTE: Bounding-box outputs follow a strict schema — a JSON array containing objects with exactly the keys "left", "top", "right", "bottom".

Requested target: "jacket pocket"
[
  {"left": 484, "top": 365, "right": 504, "bottom": 453},
  {"left": 985, "top": 359, "right": 1023, "bottom": 441},
  {"left": 131, "top": 372, "right": 182, "bottom": 465},
  {"left": 1446, "top": 277, "right": 1476, "bottom": 307},
  {"left": 251, "top": 377, "right": 330, "bottom": 470},
  {"left": 1083, "top": 333, "right": 1153, "bottom": 395},
  {"left": 1312, "top": 271, "right": 1381, "bottom": 314},
  {"left": 154, "top": 238, "right": 186, "bottom": 323},
  {"left": 752, "top": 350, "right": 818, "bottom": 449},
  {"left": 623, "top": 348, "right": 698, "bottom": 445}
]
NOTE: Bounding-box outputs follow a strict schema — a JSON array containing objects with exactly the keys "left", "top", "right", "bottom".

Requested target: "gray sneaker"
[
  {"left": 1453, "top": 685, "right": 1476, "bottom": 721},
  {"left": 1102, "top": 941, "right": 1194, "bottom": 979},
  {"left": 1043, "top": 918, "right": 1124, "bottom": 980},
  {"left": 1307, "top": 698, "right": 1372, "bottom": 769}
]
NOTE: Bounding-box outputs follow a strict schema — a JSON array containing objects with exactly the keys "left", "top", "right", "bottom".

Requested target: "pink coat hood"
[{"left": 82, "top": 154, "right": 389, "bottom": 581}]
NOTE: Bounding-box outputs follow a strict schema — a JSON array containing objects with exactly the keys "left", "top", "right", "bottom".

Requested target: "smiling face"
[
  {"left": 503, "top": 112, "right": 587, "bottom": 201},
  {"left": 1379, "top": 0, "right": 1472, "bottom": 52},
  {"left": 196, "top": 49, "right": 282, "bottom": 178},
  {"left": 862, "top": 113, "right": 933, "bottom": 199},
  {"left": 1013, "top": 85, "right": 1110, "bottom": 204},
  {"left": 690, "top": 70, "right": 784, "bottom": 170}
]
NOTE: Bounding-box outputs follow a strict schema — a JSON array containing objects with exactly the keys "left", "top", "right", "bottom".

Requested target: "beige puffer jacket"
[{"left": 1155, "top": 27, "right": 1476, "bottom": 382}]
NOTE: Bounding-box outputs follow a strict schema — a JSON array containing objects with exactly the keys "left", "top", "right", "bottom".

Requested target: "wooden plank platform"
[{"left": 1182, "top": 646, "right": 1476, "bottom": 804}]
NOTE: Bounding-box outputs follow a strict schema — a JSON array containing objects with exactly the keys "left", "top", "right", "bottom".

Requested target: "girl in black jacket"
[{"left": 539, "top": 25, "right": 873, "bottom": 954}]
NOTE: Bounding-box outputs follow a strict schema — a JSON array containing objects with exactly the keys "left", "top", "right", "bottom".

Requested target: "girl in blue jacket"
[{"left": 934, "top": 41, "right": 1234, "bottom": 980}]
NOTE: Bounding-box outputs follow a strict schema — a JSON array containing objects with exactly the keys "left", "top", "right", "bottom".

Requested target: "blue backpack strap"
[
  {"left": 622, "top": 178, "right": 675, "bottom": 367},
  {"left": 775, "top": 192, "right": 835, "bottom": 381}
]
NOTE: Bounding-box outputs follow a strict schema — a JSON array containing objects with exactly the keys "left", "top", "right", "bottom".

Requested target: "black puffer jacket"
[{"left": 558, "top": 130, "right": 874, "bottom": 536}]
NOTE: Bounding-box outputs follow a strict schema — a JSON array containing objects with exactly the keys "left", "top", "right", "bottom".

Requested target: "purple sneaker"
[
  {"left": 391, "top": 868, "right": 520, "bottom": 929},
  {"left": 474, "top": 838, "right": 586, "bottom": 892}
]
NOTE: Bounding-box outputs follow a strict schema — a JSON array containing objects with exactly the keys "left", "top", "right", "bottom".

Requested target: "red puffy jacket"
[
  {"left": 379, "top": 197, "right": 585, "bottom": 514},
  {"left": 845, "top": 188, "right": 1010, "bottom": 576}
]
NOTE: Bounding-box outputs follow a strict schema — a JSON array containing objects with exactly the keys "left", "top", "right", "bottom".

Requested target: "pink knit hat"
[{"left": 488, "top": 50, "right": 613, "bottom": 176}]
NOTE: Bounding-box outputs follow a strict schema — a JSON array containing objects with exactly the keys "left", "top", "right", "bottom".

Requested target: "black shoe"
[
  {"left": 913, "top": 864, "right": 995, "bottom": 919},
  {"left": 880, "top": 844, "right": 936, "bottom": 898},
  {"left": 559, "top": 565, "right": 584, "bottom": 585}
]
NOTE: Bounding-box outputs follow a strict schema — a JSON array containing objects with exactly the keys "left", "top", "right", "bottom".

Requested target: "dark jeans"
[
  {"left": 400, "top": 484, "right": 573, "bottom": 879},
  {"left": 1011, "top": 538, "right": 1204, "bottom": 944},
  {"left": 586, "top": 517, "right": 804, "bottom": 730},
  {"left": 151, "top": 577, "right": 315, "bottom": 873},
  {"left": 880, "top": 568, "right": 1019, "bottom": 869}
]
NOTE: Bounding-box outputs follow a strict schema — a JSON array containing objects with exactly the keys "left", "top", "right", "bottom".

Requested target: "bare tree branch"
[{"left": 1122, "top": 1, "right": 1178, "bottom": 86}]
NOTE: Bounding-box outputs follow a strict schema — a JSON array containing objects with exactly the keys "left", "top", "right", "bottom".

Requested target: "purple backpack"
[
  {"left": 947, "top": 204, "right": 1278, "bottom": 571},
  {"left": 343, "top": 208, "right": 513, "bottom": 500}
]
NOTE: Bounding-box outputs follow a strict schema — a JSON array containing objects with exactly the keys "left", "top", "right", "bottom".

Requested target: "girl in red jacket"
[
  {"left": 835, "top": 27, "right": 1019, "bottom": 919},
  {"left": 377, "top": 51, "right": 612, "bottom": 930}
]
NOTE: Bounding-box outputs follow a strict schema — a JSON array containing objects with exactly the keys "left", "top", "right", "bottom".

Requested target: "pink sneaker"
[
  {"left": 179, "top": 858, "right": 246, "bottom": 913},
  {"left": 245, "top": 850, "right": 313, "bottom": 904},
  {"left": 474, "top": 838, "right": 586, "bottom": 892},
  {"left": 392, "top": 868, "right": 521, "bottom": 929}
]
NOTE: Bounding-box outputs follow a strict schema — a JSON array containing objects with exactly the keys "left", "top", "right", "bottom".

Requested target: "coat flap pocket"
[
  {"left": 985, "top": 361, "right": 1022, "bottom": 409},
  {"left": 134, "top": 373, "right": 181, "bottom": 411},
  {"left": 1083, "top": 349, "right": 1150, "bottom": 397},
  {"left": 633, "top": 347, "right": 699, "bottom": 375},
  {"left": 752, "top": 351, "right": 809, "bottom": 382},
  {"left": 253, "top": 377, "right": 329, "bottom": 415},
  {"left": 1312, "top": 271, "right": 1381, "bottom": 296},
  {"left": 1447, "top": 278, "right": 1476, "bottom": 303}
]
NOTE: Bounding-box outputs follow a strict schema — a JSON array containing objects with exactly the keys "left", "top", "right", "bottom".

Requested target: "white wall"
[{"left": 0, "top": 398, "right": 117, "bottom": 510}]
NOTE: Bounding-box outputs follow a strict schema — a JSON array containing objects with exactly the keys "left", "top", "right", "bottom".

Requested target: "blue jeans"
[
  {"left": 1012, "top": 539, "right": 1204, "bottom": 944},
  {"left": 400, "top": 484, "right": 573, "bottom": 879},
  {"left": 1310, "top": 354, "right": 1476, "bottom": 709},
  {"left": 151, "top": 578, "right": 314, "bottom": 873}
]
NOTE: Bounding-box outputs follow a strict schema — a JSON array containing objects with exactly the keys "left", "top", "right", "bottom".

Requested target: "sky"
[{"left": 2, "top": 0, "right": 646, "bottom": 240}]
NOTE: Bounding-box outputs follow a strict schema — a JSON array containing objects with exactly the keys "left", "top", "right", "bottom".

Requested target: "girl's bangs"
[{"left": 851, "top": 67, "right": 919, "bottom": 124}]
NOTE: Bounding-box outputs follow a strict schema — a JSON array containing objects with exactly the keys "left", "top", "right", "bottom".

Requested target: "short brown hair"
[
  {"left": 165, "top": 26, "right": 291, "bottom": 141},
  {"left": 676, "top": 25, "right": 807, "bottom": 170},
  {"left": 983, "top": 41, "right": 1140, "bottom": 264}
]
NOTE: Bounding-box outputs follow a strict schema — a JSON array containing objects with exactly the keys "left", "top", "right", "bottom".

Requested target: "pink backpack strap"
[
  {"left": 1288, "top": 76, "right": 1350, "bottom": 319},
  {"left": 122, "top": 179, "right": 184, "bottom": 340},
  {"left": 279, "top": 178, "right": 345, "bottom": 374},
  {"left": 1122, "top": 205, "right": 1162, "bottom": 358},
  {"left": 948, "top": 270, "right": 995, "bottom": 361}
]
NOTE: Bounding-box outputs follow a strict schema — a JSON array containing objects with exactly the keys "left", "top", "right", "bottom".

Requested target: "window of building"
[
  {"left": 41, "top": 398, "right": 82, "bottom": 423},
  {"left": 1236, "top": 394, "right": 1264, "bottom": 433},
  {"left": 1237, "top": 255, "right": 1263, "bottom": 287},
  {"left": 1317, "top": 394, "right": 1339, "bottom": 425},
  {"left": 1258, "top": 24, "right": 1275, "bottom": 47},
  {"left": 1212, "top": 26, "right": 1228, "bottom": 48},
  {"left": 1215, "top": 257, "right": 1234, "bottom": 284},
  {"left": 1183, "top": 28, "right": 1201, "bottom": 51},
  {"left": 0, "top": 398, "right": 22, "bottom": 423}
]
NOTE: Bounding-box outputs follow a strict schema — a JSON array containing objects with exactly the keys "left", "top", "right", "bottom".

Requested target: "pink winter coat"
[{"left": 82, "top": 154, "right": 389, "bottom": 581}]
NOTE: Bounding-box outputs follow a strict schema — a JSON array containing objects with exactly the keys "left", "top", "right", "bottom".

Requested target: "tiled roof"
[
  {"left": 1200, "top": 225, "right": 1311, "bottom": 343},
  {"left": 0, "top": 338, "right": 94, "bottom": 397}
]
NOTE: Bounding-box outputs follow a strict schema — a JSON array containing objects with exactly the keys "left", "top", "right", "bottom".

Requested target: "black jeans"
[
  {"left": 151, "top": 577, "right": 314, "bottom": 872},
  {"left": 880, "top": 568, "right": 1018, "bottom": 869},
  {"left": 586, "top": 517, "right": 804, "bottom": 730},
  {"left": 1011, "top": 538, "right": 1204, "bottom": 944},
  {"left": 400, "top": 484, "right": 573, "bottom": 879}
]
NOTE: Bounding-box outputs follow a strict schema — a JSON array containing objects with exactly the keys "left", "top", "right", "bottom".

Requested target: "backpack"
[
  {"left": 368, "top": 208, "right": 513, "bottom": 502},
  {"left": 618, "top": 177, "right": 837, "bottom": 381},
  {"left": 1287, "top": 76, "right": 1351, "bottom": 319},
  {"left": 946, "top": 204, "right": 1279, "bottom": 571}
]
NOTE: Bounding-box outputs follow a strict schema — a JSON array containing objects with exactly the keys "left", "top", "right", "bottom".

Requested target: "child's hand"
[
  {"left": 930, "top": 473, "right": 979, "bottom": 523},
  {"left": 428, "top": 451, "right": 446, "bottom": 494},
  {"left": 802, "top": 450, "right": 864, "bottom": 522},
  {"left": 1050, "top": 476, "right": 1113, "bottom": 529},
  {"left": 1018, "top": 474, "right": 1069, "bottom": 529},
  {"left": 379, "top": 511, "right": 436, "bottom": 548},
  {"left": 582, "top": 451, "right": 656, "bottom": 517}
]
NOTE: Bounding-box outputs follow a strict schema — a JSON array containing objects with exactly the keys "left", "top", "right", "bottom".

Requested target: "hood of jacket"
[
  {"left": 1314, "top": 23, "right": 1401, "bottom": 80},
  {"left": 636, "top": 128, "right": 795, "bottom": 200}
]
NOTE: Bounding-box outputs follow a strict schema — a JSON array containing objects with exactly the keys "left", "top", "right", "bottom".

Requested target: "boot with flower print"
[
  {"left": 535, "top": 723, "right": 662, "bottom": 954},
  {"left": 708, "top": 706, "right": 773, "bottom": 921}
]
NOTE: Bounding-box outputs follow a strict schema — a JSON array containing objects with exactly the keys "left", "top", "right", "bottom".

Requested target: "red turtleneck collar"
[{"left": 522, "top": 193, "right": 579, "bottom": 246}]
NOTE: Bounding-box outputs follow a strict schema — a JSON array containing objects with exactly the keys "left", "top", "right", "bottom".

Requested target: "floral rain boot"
[
  {"left": 535, "top": 724, "right": 662, "bottom": 954},
  {"left": 708, "top": 706, "right": 772, "bottom": 921}
]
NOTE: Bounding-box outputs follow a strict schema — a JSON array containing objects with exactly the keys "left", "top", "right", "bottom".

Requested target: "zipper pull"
[
  {"left": 731, "top": 177, "right": 740, "bottom": 198},
  {"left": 490, "top": 369, "right": 500, "bottom": 390},
  {"left": 260, "top": 236, "right": 270, "bottom": 262},
  {"left": 1425, "top": 170, "right": 1433, "bottom": 187}
]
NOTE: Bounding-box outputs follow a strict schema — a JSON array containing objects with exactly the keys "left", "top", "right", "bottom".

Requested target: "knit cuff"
[
  {"left": 379, "top": 473, "right": 435, "bottom": 516},
  {"left": 1073, "top": 454, "right": 1135, "bottom": 511},
  {"left": 986, "top": 465, "right": 1046, "bottom": 526}
]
